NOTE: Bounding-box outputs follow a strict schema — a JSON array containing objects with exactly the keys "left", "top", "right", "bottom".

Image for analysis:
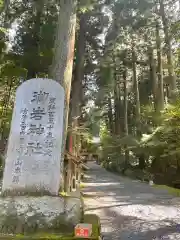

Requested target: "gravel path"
[{"left": 82, "top": 162, "right": 180, "bottom": 240}]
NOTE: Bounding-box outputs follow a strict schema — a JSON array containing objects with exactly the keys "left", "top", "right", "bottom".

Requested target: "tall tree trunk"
[
  {"left": 69, "top": 12, "right": 86, "bottom": 155},
  {"left": 0, "top": 0, "right": 10, "bottom": 60},
  {"left": 132, "top": 39, "right": 141, "bottom": 137},
  {"left": 148, "top": 45, "right": 158, "bottom": 112},
  {"left": 123, "top": 60, "right": 129, "bottom": 165},
  {"left": 113, "top": 58, "right": 122, "bottom": 135},
  {"left": 159, "top": 0, "right": 176, "bottom": 99},
  {"left": 156, "top": 22, "right": 164, "bottom": 110},
  {"left": 132, "top": 40, "right": 145, "bottom": 168},
  {"left": 123, "top": 70, "right": 128, "bottom": 137},
  {"left": 0, "top": 0, "right": 10, "bottom": 31},
  {"left": 68, "top": 12, "right": 86, "bottom": 192},
  {"left": 50, "top": 0, "right": 77, "bottom": 191},
  {"left": 107, "top": 96, "right": 114, "bottom": 134},
  {"left": 114, "top": 84, "right": 121, "bottom": 135}
]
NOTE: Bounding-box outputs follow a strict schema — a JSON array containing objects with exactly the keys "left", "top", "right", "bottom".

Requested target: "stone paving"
[{"left": 83, "top": 162, "right": 180, "bottom": 240}]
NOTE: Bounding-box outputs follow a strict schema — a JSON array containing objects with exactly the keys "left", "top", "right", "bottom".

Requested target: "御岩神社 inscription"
[{"left": 2, "top": 78, "right": 65, "bottom": 196}]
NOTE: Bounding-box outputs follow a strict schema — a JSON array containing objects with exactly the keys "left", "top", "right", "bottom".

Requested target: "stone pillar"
[{"left": 0, "top": 78, "right": 82, "bottom": 235}]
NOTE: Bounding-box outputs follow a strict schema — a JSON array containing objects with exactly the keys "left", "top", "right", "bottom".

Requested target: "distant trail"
[{"left": 83, "top": 162, "right": 180, "bottom": 240}]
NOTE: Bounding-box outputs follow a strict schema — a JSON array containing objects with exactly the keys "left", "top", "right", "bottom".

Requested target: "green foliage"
[
  {"left": 100, "top": 124, "right": 136, "bottom": 167},
  {"left": 0, "top": 0, "right": 3, "bottom": 8},
  {"left": 11, "top": 0, "right": 59, "bottom": 78},
  {"left": 89, "top": 0, "right": 180, "bottom": 188},
  {"left": 0, "top": 61, "right": 27, "bottom": 78},
  {"left": 154, "top": 185, "right": 180, "bottom": 197},
  {"left": 100, "top": 97, "right": 180, "bottom": 186},
  {"left": 0, "top": 27, "right": 6, "bottom": 34},
  {"left": 143, "top": 101, "right": 180, "bottom": 160}
]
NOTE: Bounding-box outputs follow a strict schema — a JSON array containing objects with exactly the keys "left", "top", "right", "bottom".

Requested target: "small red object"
[
  {"left": 75, "top": 227, "right": 89, "bottom": 237},
  {"left": 75, "top": 224, "right": 92, "bottom": 238}
]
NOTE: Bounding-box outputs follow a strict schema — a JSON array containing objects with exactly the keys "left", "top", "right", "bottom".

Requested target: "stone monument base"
[{"left": 0, "top": 195, "right": 82, "bottom": 234}]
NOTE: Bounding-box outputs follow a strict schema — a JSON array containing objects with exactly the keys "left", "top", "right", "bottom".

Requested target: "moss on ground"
[
  {"left": 83, "top": 214, "right": 100, "bottom": 238},
  {"left": 79, "top": 183, "right": 85, "bottom": 189},
  {"left": 154, "top": 184, "right": 180, "bottom": 196},
  {"left": 0, "top": 211, "right": 76, "bottom": 235},
  {"left": 0, "top": 233, "right": 73, "bottom": 239},
  {"left": 0, "top": 236, "right": 99, "bottom": 240},
  {"left": 0, "top": 214, "right": 101, "bottom": 240}
]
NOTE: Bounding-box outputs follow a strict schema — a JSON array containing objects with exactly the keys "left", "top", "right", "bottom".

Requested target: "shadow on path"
[
  {"left": 104, "top": 207, "right": 179, "bottom": 240},
  {"left": 83, "top": 162, "right": 180, "bottom": 240}
]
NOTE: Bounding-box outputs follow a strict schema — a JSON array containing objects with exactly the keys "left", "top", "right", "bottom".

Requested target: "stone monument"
[
  {"left": 0, "top": 79, "right": 82, "bottom": 235},
  {"left": 2, "top": 78, "right": 64, "bottom": 195}
]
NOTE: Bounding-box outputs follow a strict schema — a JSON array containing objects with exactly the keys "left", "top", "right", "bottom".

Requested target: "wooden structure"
[
  {"left": 64, "top": 151, "right": 83, "bottom": 193},
  {"left": 64, "top": 131, "right": 94, "bottom": 193}
]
